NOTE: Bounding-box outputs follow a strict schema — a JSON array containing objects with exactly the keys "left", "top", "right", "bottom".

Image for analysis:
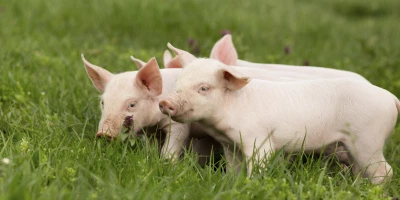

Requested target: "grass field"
[{"left": 1, "top": 0, "right": 400, "bottom": 199}]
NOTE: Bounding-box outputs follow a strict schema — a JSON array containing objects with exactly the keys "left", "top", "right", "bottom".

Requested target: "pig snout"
[
  {"left": 159, "top": 100, "right": 177, "bottom": 116},
  {"left": 95, "top": 131, "right": 115, "bottom": 140}
]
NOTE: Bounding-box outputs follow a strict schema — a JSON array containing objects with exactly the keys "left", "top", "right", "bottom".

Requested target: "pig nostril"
[
  {"left": 167, "top": 105, "right": 176, "bottom": 116},
  {"left": 96, "top": 134, "right": 116, "bottom": 141},
  {"left": 96, "top": 131, "right": 104, "bottom": 138},
  {"left": 96, "top": 131, "right": 116, "bottom": 140},
  {"left": 159, "top": 100, "right": 176, "bottom": 115},
  {"left": 105, "top": 135, "right": 114, "bottom": 141},
  {"left": 159, "top": 104, "right": 164, "bottom": 112},
  {"left": 159, "top": 101, "right": 168, "bottom": 113}
]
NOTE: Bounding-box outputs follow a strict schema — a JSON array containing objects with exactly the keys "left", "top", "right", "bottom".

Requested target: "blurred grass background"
[{"left": 0, "top": 0, "right": 400, "bottom": 199}]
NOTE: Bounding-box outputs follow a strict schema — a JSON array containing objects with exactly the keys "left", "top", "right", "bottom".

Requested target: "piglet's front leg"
[
  {"left": 222, "top": 144, "right": 244, "bottom": 174},
  {"left": 242, "top": 138, "right": 274, "bottom": 177},
  {"left": 160, "top": 122, "right": 190, "bottom": 161}
]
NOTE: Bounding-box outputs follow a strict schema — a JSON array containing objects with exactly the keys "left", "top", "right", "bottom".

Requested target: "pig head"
[
  {"left": 82, "top": 55, "right": 163, "bottom": 139},
  {"left": 159, "top": 56, "right": 248, "bottom": 126},
  {"left": 159, "top": 46, "right": 399, "bottom": 184}
]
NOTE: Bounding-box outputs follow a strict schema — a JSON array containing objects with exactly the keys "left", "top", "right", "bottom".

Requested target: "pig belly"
[{"left": 271, "top": 127, "right": 343, "bottom": 152}]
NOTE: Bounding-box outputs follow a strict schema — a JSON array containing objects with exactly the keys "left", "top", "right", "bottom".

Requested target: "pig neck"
[{"left": 198, "top": 84, "right": 268, "bottom": 143}]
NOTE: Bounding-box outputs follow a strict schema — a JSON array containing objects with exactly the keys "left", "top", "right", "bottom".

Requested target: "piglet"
[
  {"left": 83, "top": 55, "right": 222, "bottom": 163},
  {"left": 159, "top": 45, "right": 399, "bottom": 184},
  {"left": 163, "top": 35, "right": 371, "bottom": 166}
]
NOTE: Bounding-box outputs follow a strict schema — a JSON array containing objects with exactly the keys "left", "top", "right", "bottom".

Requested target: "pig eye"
[
  {"left": 198, "top": 86, "right": 210, "bottom": 94},
  {"left": 127, "top": 101, "right": 137, "bottom": 110}
]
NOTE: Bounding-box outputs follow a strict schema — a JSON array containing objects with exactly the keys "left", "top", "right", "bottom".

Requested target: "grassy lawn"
[{"left": 1, "top": 0, "right": 400, "bottom": 199}]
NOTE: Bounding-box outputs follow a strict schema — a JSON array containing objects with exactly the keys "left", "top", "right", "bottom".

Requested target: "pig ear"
[
  {"left": 163, "top": 50, "right": 182, "bottom": 68},
  {"left": 135, "top": 57, "right": 163, "bottom": 96},
  {"left": 82, "top": 54, "right": 113, "bottom": 93},
  {"left": 165, "top": 56, "right": 183, "bottom": 68},
  {"left": 210, "top": 34, "right": 238, "bottom": 66},
  {"left": 167, "top": 43, "right": 196, "bottom": 67},
  {"left": 130, "top": 56, "right": 146, "bottom": 70},
  {"left": 163, "top": 50, "right": 173, "bottom": 68},
  {"left": 219, "top": 67, "right": 250, "bottom": 90}
]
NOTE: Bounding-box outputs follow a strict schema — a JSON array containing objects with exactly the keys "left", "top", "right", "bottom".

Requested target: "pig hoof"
[{"left": 341, "top": 164, "right": 350, "bottom": 173}]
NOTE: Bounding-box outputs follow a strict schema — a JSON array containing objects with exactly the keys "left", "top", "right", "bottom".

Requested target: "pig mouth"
[
  {"left": 170, "top": 109, "right": 195, "bottom": 123},
  {"left": 96, "top": 115, "right": 136, "bottom": 140},
  {"left": 96, "top": 130, "right": 118, "bottom": 140},
  {"left": 171, "top": 115, "right": 186, "bottom": 123},
  {"left": 123, "top": 115, "right": 134, "bottom": 133}
]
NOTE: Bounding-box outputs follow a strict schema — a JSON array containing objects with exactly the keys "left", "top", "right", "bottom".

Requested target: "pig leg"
[
  {"left": 243, "top": 139, "right": 273, "bottom": 177},
  {"left": 333, "top": 145, "right": 353, "bottom": 166},
  {"left": 324, "top": 142, "right": 354, "bottom": 166},
  {"left": 160, "top": 123, "right": 190, "bottom": 160},
  {"left": 222, "top": 144, "right": 243, "bottom": 173},
  {"left": 344, "top": 136, "right": 392, "bottom": 184},
  {"left": 191, "top": 137, "right": 221, "bottom": 167},
  {"left": 352, "top": 151, "right": 391, "bottom": 184}
]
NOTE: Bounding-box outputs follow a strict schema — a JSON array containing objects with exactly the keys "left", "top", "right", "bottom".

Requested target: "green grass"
[{"left": 1, "top": 0, "right": 400, "bottom": 199}]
